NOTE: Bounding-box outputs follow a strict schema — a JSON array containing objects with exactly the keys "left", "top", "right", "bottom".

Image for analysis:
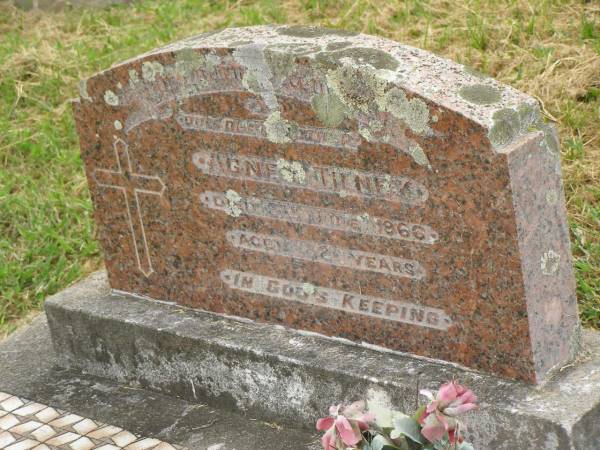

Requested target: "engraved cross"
[{"left": 93, "top": 138, "right": 165, "bottom": 277}]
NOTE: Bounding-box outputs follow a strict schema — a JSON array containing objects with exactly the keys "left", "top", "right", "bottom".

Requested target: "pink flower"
[
  {"left": 418, "top": 381, "right": 478, "bottom": 444},
  {"left": 316, "top": 401, "right": 375, "bottom": 450}
]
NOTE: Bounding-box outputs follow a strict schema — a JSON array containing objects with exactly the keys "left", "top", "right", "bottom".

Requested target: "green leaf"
[
  {"left": 365, "top": 434, "right": 404, "bottom": 450},
  {"left": 412, "top": 405, "right": 426, "bottom": 422},
  {"left": 458, "top": 442, "right": 475, "bottom": 450},
  {"left": 390, "top": 415, "right": 424, "bottom": 444}
]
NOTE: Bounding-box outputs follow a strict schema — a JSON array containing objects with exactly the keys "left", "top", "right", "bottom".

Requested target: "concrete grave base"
[
  {"left": 46, "top": 272, "right": 600, "bottom": 449},
  {"left": 0, "top": 309, "right": 318, "bottom": 449}
]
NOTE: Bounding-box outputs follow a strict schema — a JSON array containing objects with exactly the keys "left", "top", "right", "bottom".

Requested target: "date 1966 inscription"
[
  {"left": 201, "top": 191, "right": 438, "bottom": 244},
  {"left": 221, "top": 270, "right": 452, "bottom": 330}
]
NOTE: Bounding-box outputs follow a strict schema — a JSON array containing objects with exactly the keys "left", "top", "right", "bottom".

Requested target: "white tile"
[
  {"left": 31, "top": 425, "right": 56, "bottom": 442},
  {"left": 0, "top": 393, "right": 12, "bottom": 403},
  {"left": 95, "top": 445, "right": 120, "bottom": 450},
  {"left": 125, "top": 438, "right": 161, "bottom": 450},
  {"left": 5, "top": 439, "right": 39, "bottom": 450},
  {"left": 111, "top": 430, "right": 137, "bottom": 446},
  {"left": 0, "top": 410, "right": 8, "bottom": 418},
  {"left": 72, "top": 418, "right": 97, "bottom": 435},
  {"left": 0, "top": 397, "right": 25, "bottom": 412},
  {"left": 0, "top": 414, "right": 20, "bottom": 431},
  {"left": 34, "top": 408, "right": 60, "bottom": 423},
  {"left": 46, "top": 432, "right": 80, "bottom": 446},
  {"left": 0, "top": 431, "right": 16, "bottom": 447},
  {"left": 69, "top": 436, "right": 95, "bottom": 450},
  {"left": 32, "top": 445, "right": 50, "bottom": 450},
  {"left": 153, "top": 443, "right": 177, "bottom": 450},
  {"left": 13, "top": 404, "right": 46, "bottom": 418},
  {"left": 48, "top": 413, "right": 83, "bottom": 428},
  {"left": 87, "top": 425, "right": 122, "bottom": 440},
  {"left": 8, "top": 420, "right": 43, "bottom": 435}
]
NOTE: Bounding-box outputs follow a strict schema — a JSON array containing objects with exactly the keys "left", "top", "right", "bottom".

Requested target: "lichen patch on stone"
[
  {"left": 407, "top": 144, "right": 431, "bottom": 169},
  {"left": 302, "top": 283, "right": 316, "bottom": 295},
  {"left": 459, "top": 84, "right": 502, "bottom": 105},
  {"left": 103, "top": 90, "right": 119, "bottom": 106},
  {"left": 541, "top": 250, "right": 561, "bottom": 275},
  {"left": 79, "top": 80, "right": 92, "bottom": 102},
  {"left": 545, "top": 190, "right": 558, "bottom": 205},
  {"left": 128, "top": 69, "right": 140, "bottom": 87},
  {"left": 225, "top": 190, "right": 243, "bottom": 217},
  {"left": 277, "top": 25, "right": 358, "bottom": 38},
  {"left": 377, "top": 87, "right": 430, "bottom": 134},
  {"left": 233, "top": 43, "right": 279, "bottom": 112},
  {"left": 327, "top": 65, "right": 385, "bottom": 114},
  {"left": 265, "top": 111, "right": 294, "bottom": 144},
  {"left": 276, "top": 158, "right": 306, "bottom": 184},
  {"left": 174, "top": 47, "right": 208, "bottom": 77},
  {"left": 141, "top": 61, "right": 164, "bottom": 82},
  {"left": 310, "top": 89, "right": 347, "bottom": 127}
]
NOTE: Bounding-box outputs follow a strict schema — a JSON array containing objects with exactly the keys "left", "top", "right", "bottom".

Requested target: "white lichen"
[
  {"left": 79, "top": 80, "right": 92, "bottom": 102},
  {"left": 545, "top": 190, "right": 558, "bottom": 205},
  {"left": 407, "top": 144, "right": 431, "bottom": 169},
  {"left": 302, "top": 283, "right": 316, "bottom": 295},
  {"left": 265, "top": 111, "right": 292, "bottom": 144},
  {"left": 276, "top": 158, "right": 306, "bottom": 184},
  {"left": 541, "top": 250, "right": 561, "bottom": 275},
  {"left": 103, "top": 90, "right": 119, "bottom": 106},
  {"left": 377, "top": 87, "right": 430, "bottom": 134},
  {"left": 114, "top": 120, "right": 123, "bottom": 130},
  {"left": 141, "top": 61, "right": 164, "bottom": 82},
  {"left": 128, "top": 69, "right": 140, "bottom": 87},
  {"left": 225, "top": 189, "right": 243, "bottom": 217}
]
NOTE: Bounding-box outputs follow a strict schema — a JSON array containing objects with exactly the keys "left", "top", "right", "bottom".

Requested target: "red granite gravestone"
[{"left": 73, "top": 25, "right": 579, "bottom": 383}]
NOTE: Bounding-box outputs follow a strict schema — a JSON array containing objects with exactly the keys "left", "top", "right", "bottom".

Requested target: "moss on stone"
[{"left": 459, "top": 84, "right": 502, "bottom": 105}]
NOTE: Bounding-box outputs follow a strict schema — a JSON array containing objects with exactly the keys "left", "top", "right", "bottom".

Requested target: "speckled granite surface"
[{"left": 72, "top": 25, "right": 579, "bottom": 383}]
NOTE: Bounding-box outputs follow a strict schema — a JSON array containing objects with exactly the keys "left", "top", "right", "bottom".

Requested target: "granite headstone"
[{"left": 73, "top": 25, "right": 579, "bottom": 383}]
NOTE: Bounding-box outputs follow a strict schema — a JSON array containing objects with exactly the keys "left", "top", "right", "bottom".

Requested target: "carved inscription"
[
  {"left": 94, "top": 138, "right": 165, "bottom": 277},
  {"left": 178, "top": 112, "right": 362, "bottom": 151},
  {"left": 221, "top": 270, "right": 452, "bottom": 330},
  {"left": 201, "top": 191, "right": 438, "bottom": 244},
  {"left": 227, "top": 230, "right": 425, "bottom": 279},
  {"left": 193, "top": 150, "right": 428, "bottom": 205}
]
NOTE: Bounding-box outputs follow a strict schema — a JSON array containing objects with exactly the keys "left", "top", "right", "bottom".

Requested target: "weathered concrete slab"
[
  {"left": 46, "top": 272, "right": 600, "bottom": 449},
  {"left": 0, "top": 312, "right": 319, "bottom": 450}
]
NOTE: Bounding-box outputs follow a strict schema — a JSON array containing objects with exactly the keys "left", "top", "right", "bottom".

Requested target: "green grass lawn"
[{"left": 1, "top": 0, "right": 599, "bottom": 338}]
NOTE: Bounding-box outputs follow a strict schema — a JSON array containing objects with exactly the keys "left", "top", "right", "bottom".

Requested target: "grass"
[{"left": 0, "top": 0, "right": 598, "bottom": 336}]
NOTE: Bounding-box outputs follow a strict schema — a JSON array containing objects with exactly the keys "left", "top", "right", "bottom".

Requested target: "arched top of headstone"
[{"left": 78, "top": 25, "right": 557, "bottom": 158}]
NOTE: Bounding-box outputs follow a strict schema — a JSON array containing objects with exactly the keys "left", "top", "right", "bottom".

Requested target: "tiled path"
[{"left": 0, "top": 392, "right": 186, "bottom": 450}]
